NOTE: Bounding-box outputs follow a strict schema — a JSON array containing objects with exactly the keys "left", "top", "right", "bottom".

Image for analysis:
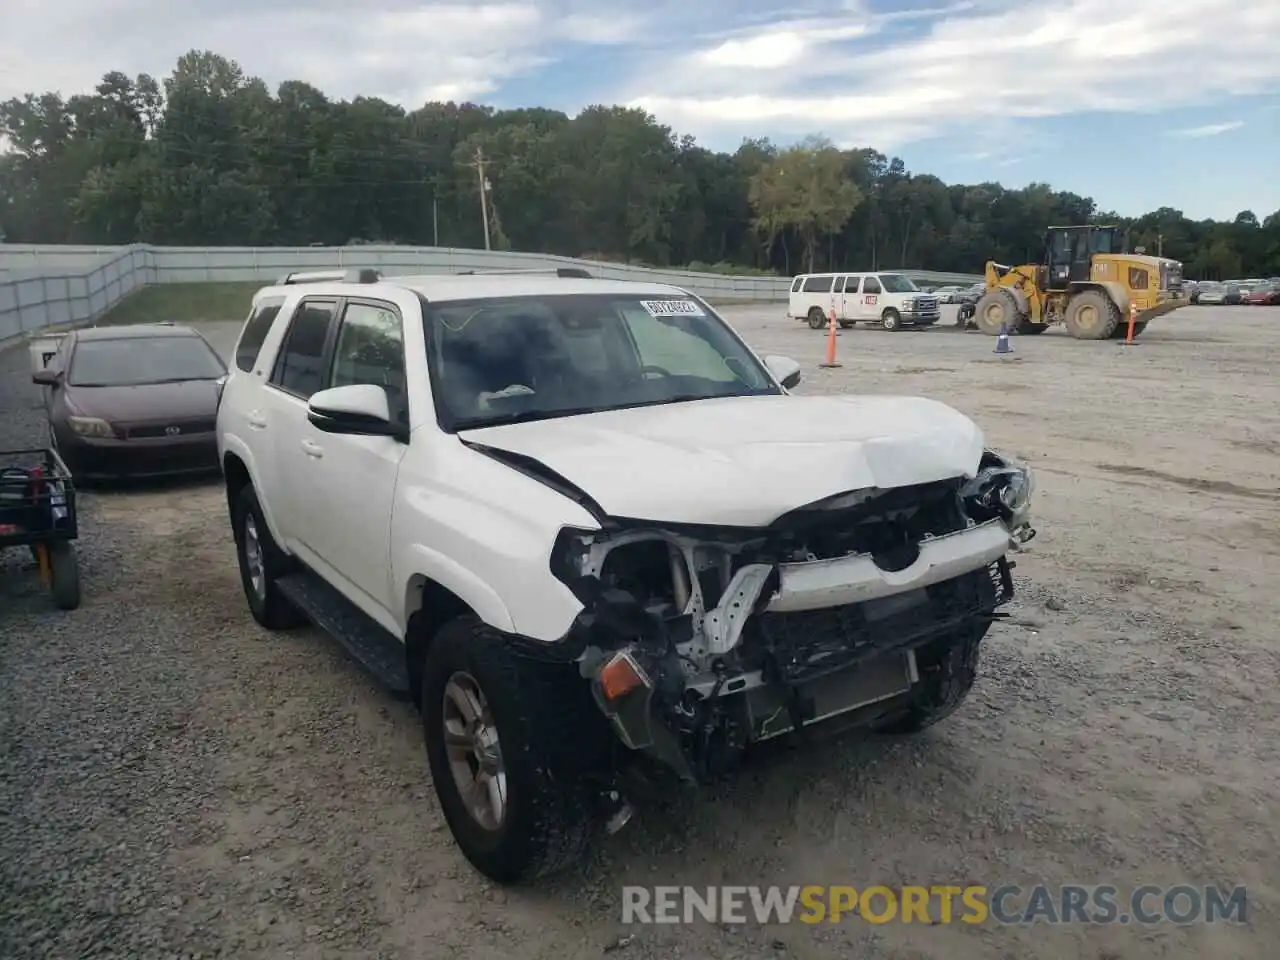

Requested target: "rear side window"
[
  {"left": 802, "top": 276, "right": 834, "bottom": 294},
  {"left": 270, "top": 299, "right": 338, "bottom": 399},
  {"left": 844, "top": 276, "right": 863, "bottom": 292},
  {"left": 791, "top": 277, "right": 804, "bottom": 293},
  {"left": 235, "top": 297, "right": 287, "bottom": 372}
]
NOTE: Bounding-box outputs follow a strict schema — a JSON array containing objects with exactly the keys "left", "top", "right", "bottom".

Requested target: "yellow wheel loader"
[{"left": 969, "top": 225, "right": 1189, "bottom": 340}]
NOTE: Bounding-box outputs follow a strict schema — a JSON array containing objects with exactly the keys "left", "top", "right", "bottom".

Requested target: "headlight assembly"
[
  {"left": 961, "top": 451, "right": 1034, "bottom": 526},
  {"left": 67, "top": 416, "right": 115, "bottom": 439}
]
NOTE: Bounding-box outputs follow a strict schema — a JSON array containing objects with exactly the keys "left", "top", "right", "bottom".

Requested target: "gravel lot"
[{"left": 2, "top": 303, "right": 1277, "bottom": 960}]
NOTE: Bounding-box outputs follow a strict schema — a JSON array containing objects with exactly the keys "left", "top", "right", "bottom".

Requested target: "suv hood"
[{"left": 458, "top": 394, "right": 985, "bottom": 527}]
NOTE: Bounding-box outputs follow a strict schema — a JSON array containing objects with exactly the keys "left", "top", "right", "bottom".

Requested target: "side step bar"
[{"left": 275, "top": 569, "right": 412, "bottom": 699}]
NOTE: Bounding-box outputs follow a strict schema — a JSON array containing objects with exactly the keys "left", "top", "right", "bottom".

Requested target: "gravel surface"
[{"left": 2, "top": 305, "right": 1276, "bottom": 960}]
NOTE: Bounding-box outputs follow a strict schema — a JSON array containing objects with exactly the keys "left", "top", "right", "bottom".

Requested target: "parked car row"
[
  {"left": 925, "top": 282, "right": 985, "bottom": 305},
  {"left": 1189, "top": 278, "right": 1280, "bottom": 306}
]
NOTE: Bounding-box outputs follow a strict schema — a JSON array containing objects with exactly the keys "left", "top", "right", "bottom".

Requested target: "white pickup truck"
[{"left": 216, "top": 267, "right": 1036, "bottom": 884}]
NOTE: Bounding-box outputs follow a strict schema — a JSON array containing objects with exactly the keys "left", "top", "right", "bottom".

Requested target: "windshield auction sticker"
[{"left": 640, "top": 299, "right": 705, "bottom": 317}]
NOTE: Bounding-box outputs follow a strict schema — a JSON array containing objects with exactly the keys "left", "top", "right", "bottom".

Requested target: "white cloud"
[
  {"left": 0, "top": 0, "right": 632, "bottom": 106},
  {"left": 2, "top": 0, "right": 1277, "bottom": 160},
  {"left": 1169, "top": 121, "right": 1244, "bottom": 138},
  {"left": 618, "top": 0, "right": 1280, "bottom": 150}
]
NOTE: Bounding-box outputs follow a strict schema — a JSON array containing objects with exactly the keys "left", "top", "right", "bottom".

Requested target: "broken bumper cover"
[{"left": 584, "top": 519, "right": 1019, "bottom": 769}]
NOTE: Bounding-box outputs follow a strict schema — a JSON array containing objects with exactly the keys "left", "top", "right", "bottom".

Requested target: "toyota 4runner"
[{"left": 216, "top": 267, "right": 1036, "bottom": 884}]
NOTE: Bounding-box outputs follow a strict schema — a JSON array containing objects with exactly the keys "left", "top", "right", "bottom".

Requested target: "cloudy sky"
[{"left": 2, "top": 0, "right": 1278, "bottom": 220}]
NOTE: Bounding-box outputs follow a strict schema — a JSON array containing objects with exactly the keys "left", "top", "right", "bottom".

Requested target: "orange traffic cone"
[
  {"left": 819, "top": 306, "right": 842, "bottom": 368},
  {"left": 1119, "top": 302, "right": 1140, "bottom": 346}
]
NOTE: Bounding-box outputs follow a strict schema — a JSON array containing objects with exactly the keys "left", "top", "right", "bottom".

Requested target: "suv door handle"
[
  {"left": 247, "top": 411, "right": 267, "bottom": 429},
  {"left": 300, "top": 439, "right": 323, "bottom": 459}
]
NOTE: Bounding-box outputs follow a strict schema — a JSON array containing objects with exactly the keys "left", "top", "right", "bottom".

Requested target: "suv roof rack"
[
  {"left": 275, "top": 268, "right": 381, "bottom": 286},
  {"left": 453, "top": 267, "right": 593, "bottom": 279}
]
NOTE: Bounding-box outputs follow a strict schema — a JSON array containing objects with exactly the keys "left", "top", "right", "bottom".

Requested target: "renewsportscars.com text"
[{"left": 621, "top": 884, "right": 1247, "bottom": 926}]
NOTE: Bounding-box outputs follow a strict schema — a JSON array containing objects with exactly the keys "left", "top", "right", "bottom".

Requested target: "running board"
[{"left": 275, "top": 570, "right": 412, "bottom": 698}]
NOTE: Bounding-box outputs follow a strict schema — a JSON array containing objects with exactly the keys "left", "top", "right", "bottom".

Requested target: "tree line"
[{"left": 2, "top": 50, "right": 1277, "bottom": 280}]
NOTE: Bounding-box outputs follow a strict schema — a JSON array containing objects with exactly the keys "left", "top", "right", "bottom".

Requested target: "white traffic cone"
[{"left": 994, "top": 322, "right": 1012, "bottom": 354}]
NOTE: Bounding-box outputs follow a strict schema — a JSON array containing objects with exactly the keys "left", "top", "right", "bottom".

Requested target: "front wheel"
[
  {"left": 881, "top": 308, "right": 902, "bottom": 331},
  {"left": 972, "top": 290, "right": 1017, "bottom": 335},
  {"left": 422, "top": 616, "right": 607, "bottom": 884}
]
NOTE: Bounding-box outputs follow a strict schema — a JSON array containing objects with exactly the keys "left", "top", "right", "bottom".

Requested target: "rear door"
[{"left": 262, "top": 297, "right": 341, "bottom": 550}]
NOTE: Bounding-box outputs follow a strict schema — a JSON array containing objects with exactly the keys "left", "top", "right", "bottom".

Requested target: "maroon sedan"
[
  {"left": 31, "top": 324, "right": 228, "bottom": 481},
  {"left": 1244, "top": 283, "right": 1280, "bottom": 305}
]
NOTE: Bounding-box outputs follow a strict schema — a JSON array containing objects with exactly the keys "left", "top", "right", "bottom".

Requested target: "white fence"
[{"left": 0, "top": 244, "right": 983, "bottom": 344}]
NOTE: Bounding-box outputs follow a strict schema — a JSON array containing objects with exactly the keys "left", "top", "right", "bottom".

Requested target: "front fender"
[{"left": 398, "top": 542, "right": 518, "bottom": 635}]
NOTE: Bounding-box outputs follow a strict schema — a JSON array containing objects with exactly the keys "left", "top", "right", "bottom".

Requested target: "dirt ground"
[{"left": 3, "top": 304, "right": 1278, "bottom": 960}]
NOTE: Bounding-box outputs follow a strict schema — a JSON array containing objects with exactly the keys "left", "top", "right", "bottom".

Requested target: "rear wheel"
[
  {"left": 48, "top": 541, "right": 81, "bottom": 610},
  {"left": 973, "top": 290, "right": 1018, "bottom": 335},
  {"left": 1064, "top": 290, "right": 1122, "bottom": 339},
  {"left": 807, "top": 307, "right": 826, "bottom": 330},
  {"left": 232, "top": 486, "right": 305, "bottom": 630}
]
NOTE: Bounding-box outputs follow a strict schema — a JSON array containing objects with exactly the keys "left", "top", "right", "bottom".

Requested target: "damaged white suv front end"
[
  {"left": 550, "top": 449, "right": 1034, "bottom": 785},
  {"left": 460, "top": 386, "right": 1036, "bottom": 799}
]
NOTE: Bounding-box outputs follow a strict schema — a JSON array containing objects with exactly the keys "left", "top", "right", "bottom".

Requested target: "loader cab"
[{"left": 1043, "top": 225, "right": 1121, "bottom": 289}]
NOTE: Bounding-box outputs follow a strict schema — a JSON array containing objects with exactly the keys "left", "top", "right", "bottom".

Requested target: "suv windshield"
[
  {"left": 879, "top": 274, "right": 919, "bottom": 294},
  {"left": 69, "top": 335, "right": 227, "bottom": 387},
  {"left": 424, "top": 294, "right": 781, "bottom": 431}
]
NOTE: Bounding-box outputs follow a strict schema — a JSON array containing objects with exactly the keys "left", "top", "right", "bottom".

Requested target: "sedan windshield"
[
  {"left": 69, "top": 336, "right": 227, "bottom": 387},
  {"left": 424, "top": 294, "right": 781, "bottom": 431},
  {"left": 879, "top": 274, "right": 919, "bottom": 293}
]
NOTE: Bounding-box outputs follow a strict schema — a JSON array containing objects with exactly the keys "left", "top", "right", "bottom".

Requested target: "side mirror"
[
  {"left": 764, "top": 355, "right": 802, "bottom": 390},
  {"left": 32, "top": 368, "right": 62, "bottom": 387},
  {"left": 307, "top": 384, "right": 406, "bottom": 441}
]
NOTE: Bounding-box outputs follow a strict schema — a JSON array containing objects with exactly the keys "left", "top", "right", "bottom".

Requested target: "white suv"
[{"left": 216, "top": 267, "right": 1036, "bottom": 884}]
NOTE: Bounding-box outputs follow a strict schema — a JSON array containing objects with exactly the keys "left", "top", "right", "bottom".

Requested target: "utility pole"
[
  {"left": 1157, "top": 232, "right": 1163, "bottom": 258},
  {"left": 469, "top": 146, "right": 491, "bottom": 251},
  {"left": 433, "top": 192, "right": 439, "bottom": 247}
]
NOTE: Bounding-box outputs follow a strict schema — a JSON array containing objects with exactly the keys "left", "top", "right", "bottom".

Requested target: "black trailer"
[{"left": 0, "top": 447, "right": 81, "bottom": 610}]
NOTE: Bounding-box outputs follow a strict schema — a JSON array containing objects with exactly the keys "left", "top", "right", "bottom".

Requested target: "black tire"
[
  {"left": 1064, "top": 289, "right": 1121, "bottom": 340},
  {"left": 878, "top": 621, "right": 990, "bottom": 734},
  {"left": 881, "top": 308, "right": 902, "bottom": 331},
  {"left": 48, "top": 541, "right": 81, "bottom": 610},
  {"left": 838, "top": 320, "right": 855, "bottom": 329},
  {"left": 1108, "top": 319, "right": 1149, "bottom": 339},
  {"left": 422, "top": 616, "right": 606, "bottom": 884},
  {"left": 807, "top": 307, "right": 826, "bottom": 330},
  {"left": 973, "top": 290, "right": 1017, "bottom": 335},
  {"left": 231, "top": 485, "right": 305, "bottom": 630}
]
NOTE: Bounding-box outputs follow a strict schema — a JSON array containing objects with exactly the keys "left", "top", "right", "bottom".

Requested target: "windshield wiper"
[{"left": 455, "top": 405, "right": 610, "bottom": 429}]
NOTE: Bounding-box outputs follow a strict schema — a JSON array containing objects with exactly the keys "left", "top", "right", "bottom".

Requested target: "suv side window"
[
  {"left": 270, "top": 299, "right": 338, "bottom": 399},
  {"left": 844, "top": 276, "right": 863, "bottom": 292},
  {"left": 863, "top": 277, "right": 882, "bottom": 295},
  {"left": 236, "top": 297, "right": 287, "bottom": 372},
  {"left": 802, "top": 276, "right": 833, "bottom": 294},
  {"left": 327, "top": 301, "right": 408, "bottom": 426},
  {"left": 791, "top": 277, "right": 804, "bottom": 293}
]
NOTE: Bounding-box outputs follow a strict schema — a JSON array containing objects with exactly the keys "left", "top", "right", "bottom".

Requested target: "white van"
[{"left": 787, "top": 272, "right": 941, "bottom": 331}]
